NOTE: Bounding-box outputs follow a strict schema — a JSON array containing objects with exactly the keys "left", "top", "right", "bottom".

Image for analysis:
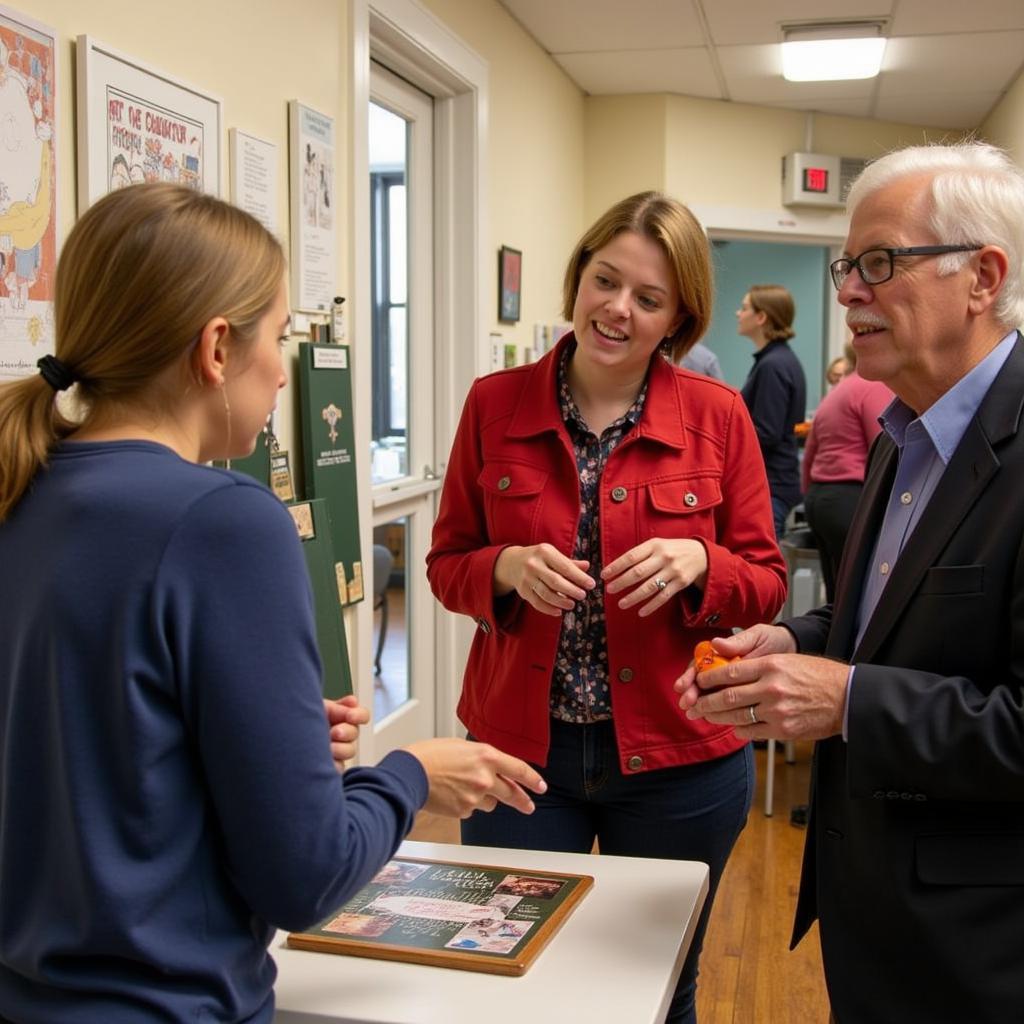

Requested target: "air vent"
[{"left": 840, "top": 157, "right": 869, "bottom": 201}]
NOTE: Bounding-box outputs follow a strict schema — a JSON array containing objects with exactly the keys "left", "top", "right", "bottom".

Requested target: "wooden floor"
[{"left": 408, "top": 741, "right": 830, "bottom": 1023}]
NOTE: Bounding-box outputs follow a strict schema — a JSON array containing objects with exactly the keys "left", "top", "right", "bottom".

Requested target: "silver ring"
[
  {"left": 655, "top": 577, "right": 667, "bottom": 591},
  {"left": 747, "top": 705, "right": 758, "bottom": 726},
  {"left": 532, "top": 582, "right": 542, "bottom": 595}
]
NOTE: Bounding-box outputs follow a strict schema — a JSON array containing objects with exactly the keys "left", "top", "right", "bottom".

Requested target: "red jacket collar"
[{"left": 505, "top": 332, "right": 688, "bottom": 449}]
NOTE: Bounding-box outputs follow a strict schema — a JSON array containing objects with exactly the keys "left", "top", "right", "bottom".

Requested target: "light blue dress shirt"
[{"left": 842, "top": 330, "right": 1018, "bottom": 738}]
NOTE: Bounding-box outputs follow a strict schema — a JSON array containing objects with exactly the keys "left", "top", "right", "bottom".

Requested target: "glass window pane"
[
  {"left": 372, "top": 518, "right": 410, "bottom": 721},
  {"left": 389, "top": 184, "right": 407, "bottom": 305},
  {"left": 388, "top": 306, "right": 408, "bottom": 434}
]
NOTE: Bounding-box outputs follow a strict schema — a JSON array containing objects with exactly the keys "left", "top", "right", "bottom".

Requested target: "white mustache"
[{"left": 847, "top": 312, "right": 889, "bottom": 331}]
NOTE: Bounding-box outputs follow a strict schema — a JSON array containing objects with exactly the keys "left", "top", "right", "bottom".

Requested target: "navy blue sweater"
[{"left": 0, "top": 441, "right": 427, "bottom": 1022}]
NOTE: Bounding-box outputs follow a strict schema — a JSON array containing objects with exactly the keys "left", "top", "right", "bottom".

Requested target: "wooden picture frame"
[
  {"left": 288, "top": 856, "right": 593, "bottom": 976},
  {"left": 498, "top": 245, "right": 521, "bottom": 323},
  {"left": 75, "top": 35, "right": 223, "bottom": 210}
]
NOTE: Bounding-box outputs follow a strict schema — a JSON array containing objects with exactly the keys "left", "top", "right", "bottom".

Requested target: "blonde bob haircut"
[
  {"left": 561, "top": 191, "right": 713, "bottom": 363},
  {"left": 0, "top": 182, "right": 285, "bottom": 522},
  {"left": 747, "top": 284, "right": 795, "bottom": 342}
]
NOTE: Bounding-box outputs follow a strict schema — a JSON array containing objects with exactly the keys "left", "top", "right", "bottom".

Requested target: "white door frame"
[{"left": 349, "top": 0, "right": 489, "bottom": 761}]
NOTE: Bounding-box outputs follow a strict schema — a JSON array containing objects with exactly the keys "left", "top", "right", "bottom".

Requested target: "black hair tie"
[{"left": 37, "top": 355, "right": 77, "bottom": 392}]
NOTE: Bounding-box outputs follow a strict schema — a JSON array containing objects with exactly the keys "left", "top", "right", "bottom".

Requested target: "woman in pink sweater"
[{"left": 802, "top": 348, "right": 893, "bottom": 601}]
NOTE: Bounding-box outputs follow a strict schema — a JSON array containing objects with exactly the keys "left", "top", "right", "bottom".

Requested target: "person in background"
[
  {"left": 802, "top": 342, "right": 893, "bottom": 601},
  {"left": 0, "top": 183, "right": 545, "bottom": 1024},
  {"left": 679, "top": 141, "right": 1024, "bottom": 1024},
  {"left": 427, "top": 191, "right": 786, "bottom": 1024},
  {"left": 736, "top": 284, "right": 807, "bottom": 538},
  {"left": 824, "top": 352, "right": 851, "bottom": 388},
  {"left": 679, "top": 340, "right": 724, "bottom": 379}
]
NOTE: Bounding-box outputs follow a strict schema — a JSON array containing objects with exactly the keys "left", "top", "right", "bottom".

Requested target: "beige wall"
[
  {"left": 981, "top": 67, "right": 1024, "bottom": 163},
  {"left": 419, "top": 0, "right": 585, "bottom": 349},
  {"left": 31, "top": 0, "right": 348, "bottom": 454},
  {"left": 584, "top": 92, "right": 963, "bottom": 223}
]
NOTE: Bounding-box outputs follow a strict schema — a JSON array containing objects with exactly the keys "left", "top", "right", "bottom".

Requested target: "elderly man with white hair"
[{"left": 679, "top": 141, "right": 1024, "bottom": 1024}]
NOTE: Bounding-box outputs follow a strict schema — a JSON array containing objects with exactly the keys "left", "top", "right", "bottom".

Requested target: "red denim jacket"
[{"left": 427, "top": 335, "right": 786, "bottom": 773}]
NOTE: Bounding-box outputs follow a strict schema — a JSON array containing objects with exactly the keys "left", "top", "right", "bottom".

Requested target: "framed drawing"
[
  {"left": 288, "top": 857, "right": 593, "bottom": 976},
  {"left": 288, "top": 100, "right": 336, "bottom": 313},
  {"left": 498, "top": 245, "right": 521, "bottom": 323},
  {"left": 0, "top": 4, "right": 58, "bottom": 379},
  {"left": 75, "top": 35, "right": 222, "bottom": 210}
]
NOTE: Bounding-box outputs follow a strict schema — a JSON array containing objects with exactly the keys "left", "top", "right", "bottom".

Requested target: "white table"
[{"left": 272, "top": 840, "right": 708, "bottom": 1024}]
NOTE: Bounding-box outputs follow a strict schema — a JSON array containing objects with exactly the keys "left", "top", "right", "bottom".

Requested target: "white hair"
[{"left": 846, "top": 142, "right": 1024, "bottom": 330}]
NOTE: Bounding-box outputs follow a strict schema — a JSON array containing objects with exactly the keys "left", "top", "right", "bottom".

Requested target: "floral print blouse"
[{"left": 549, "top": 345, "right": 648, "bottom": 723}]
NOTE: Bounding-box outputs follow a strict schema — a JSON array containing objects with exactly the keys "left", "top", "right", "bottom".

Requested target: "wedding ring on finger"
[
  {"left": 747, "top": 705, "right": 758, "bottom": 726},
  {"left": 654, "top": 577, "right": 668, "bottom": 591}
]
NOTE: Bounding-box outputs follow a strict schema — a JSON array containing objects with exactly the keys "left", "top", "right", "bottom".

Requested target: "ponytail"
[{"left": 0, "top": 373, "right": 76, "bottom": 522}]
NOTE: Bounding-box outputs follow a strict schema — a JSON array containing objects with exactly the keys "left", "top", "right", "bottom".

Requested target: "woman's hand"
[
  {"left": 323, "top": 695, "right": 371, "bottom": 770},
  {"left": 602, "top": 538, "right": 709, "bottom": 617},
  {"left": 493, "top": 543, "right": 595, "bottom": 617},
  {"left": 404, "top": 738, "right": 548, "bottom": 818}
]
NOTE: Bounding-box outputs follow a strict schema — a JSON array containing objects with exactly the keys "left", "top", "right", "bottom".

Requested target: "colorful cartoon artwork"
[
  {"left": 0, "top": 6, "right": 57, "bottom": 378},
  {"left": 105, "top": 87, "right": 203, "bottom": 193}
]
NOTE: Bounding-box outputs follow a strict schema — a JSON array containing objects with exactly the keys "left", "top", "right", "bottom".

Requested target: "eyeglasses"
[{"left": 829, "top": 245, "right": 982, "bottom": 290}]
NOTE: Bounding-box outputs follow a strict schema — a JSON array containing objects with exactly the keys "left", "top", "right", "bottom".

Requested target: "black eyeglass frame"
[{"left": 829, "top": 244, "right": 983, "bottom": 290}]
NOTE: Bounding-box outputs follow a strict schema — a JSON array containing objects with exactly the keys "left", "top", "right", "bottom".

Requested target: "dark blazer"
[{"left": 786, "top": 333, "right": 1024, "bottom": 1024}]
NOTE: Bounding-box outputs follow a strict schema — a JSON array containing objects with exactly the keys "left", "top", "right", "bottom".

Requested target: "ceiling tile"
[
  {"left": 554, "top": 48, "right": 722, "bottom": 98},
  {"left": 879, "top": 33, "right": 1024, "bottom": 95},
  {"left": 891, "top": 0, "right": 1024, "bottom": 35},
  {"left": 498, "top": 0, "right": 704, "bottom": 53}
]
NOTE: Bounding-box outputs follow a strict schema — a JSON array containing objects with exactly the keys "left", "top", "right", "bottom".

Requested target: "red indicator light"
[{"left": 804, "top": 167, "right": 828, "bottom": 193}]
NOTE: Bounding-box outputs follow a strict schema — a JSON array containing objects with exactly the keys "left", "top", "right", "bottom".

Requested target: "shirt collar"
[
  {"left": 879, "top": 330, "right": 1018, "bottom": 464},
  {"left": 557, "top": 340, "right": 648, "bottom": 435}
]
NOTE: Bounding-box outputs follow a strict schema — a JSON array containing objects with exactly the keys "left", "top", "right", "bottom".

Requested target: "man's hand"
[
  {"left": 676, "top": 623, "right": 847, "bottom": 741},
  {"left": 404, "top": 738, "right": 547, "bottom": 818},
  {"left": 324, "top": 695, "right": 371, "bottom": 769}
]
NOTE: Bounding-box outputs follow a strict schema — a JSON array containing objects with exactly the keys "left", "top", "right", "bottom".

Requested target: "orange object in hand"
[{"left": 693, "top": 640, "right": 736, "bottom": 674}]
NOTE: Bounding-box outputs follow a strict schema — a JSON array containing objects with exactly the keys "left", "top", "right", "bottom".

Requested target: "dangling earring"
[{"left": 220, "top": 381, "right": 232, "bottom": 460}]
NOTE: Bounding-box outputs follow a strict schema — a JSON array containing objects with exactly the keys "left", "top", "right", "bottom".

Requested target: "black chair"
[{"left": 372, "top": 544, "right": 394, "bottom": 675}]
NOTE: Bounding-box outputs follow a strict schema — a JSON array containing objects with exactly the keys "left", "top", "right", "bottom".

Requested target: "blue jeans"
[
  {"left": 463, "top": 719, "right": 754, "bottom": 1024},
  {"left": 771, "top": 494, "right": 794, "bottom": 541}
]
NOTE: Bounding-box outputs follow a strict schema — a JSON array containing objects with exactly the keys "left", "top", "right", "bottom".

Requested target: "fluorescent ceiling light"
[{"left": 781, "top": 22, "right": 887, "bottom": 82}]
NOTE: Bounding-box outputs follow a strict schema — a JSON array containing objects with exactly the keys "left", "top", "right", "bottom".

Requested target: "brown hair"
[
  {"left": 747, "top": 284, "right": 795, "bottom": 342},
  {"left": 0, "top": 182, "right": 285, "bottom": 522},
  {"left": 560, "top": 191, "right": 713, "bottom": 362}
]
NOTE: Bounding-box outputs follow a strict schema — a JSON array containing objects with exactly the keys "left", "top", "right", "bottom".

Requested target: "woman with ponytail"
[{"left": 0, "top": 183, "right": 542, "bottom": 1023}]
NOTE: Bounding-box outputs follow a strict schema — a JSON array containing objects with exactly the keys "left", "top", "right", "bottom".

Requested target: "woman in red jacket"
[{"left": 427, "top": 192, "right": 786, "bottom": 1023}]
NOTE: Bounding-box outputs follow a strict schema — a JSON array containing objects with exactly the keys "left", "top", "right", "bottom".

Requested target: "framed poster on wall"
[
  {"left": 288, "top": 100, "right": 336, "bottom": 313},
  {"left": 0, "top": 4, "right": 58, "bottom": 379},
  {"left": 75, "top": 35, "right": 222, "bottom": 209}
]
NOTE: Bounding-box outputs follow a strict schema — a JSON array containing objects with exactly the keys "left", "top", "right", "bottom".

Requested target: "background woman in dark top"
[{"left": 736, "top": 284, "right": 807, "bottom": 537}]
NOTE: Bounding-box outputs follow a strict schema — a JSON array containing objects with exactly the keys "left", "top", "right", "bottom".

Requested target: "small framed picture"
[{"left": 498, "top": 245, "right": 521, "bottom": 323}]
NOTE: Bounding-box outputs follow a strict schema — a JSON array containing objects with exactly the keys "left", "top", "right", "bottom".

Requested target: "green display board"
[
  {"left": 288, "top": 857, "right": 593, "bottom": 976},
  {"left": 285, "top": 498, "right": 353, "bottom": 699},
  {"left": 298, "top": 342, "right": 364, "bottom": 605}
]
